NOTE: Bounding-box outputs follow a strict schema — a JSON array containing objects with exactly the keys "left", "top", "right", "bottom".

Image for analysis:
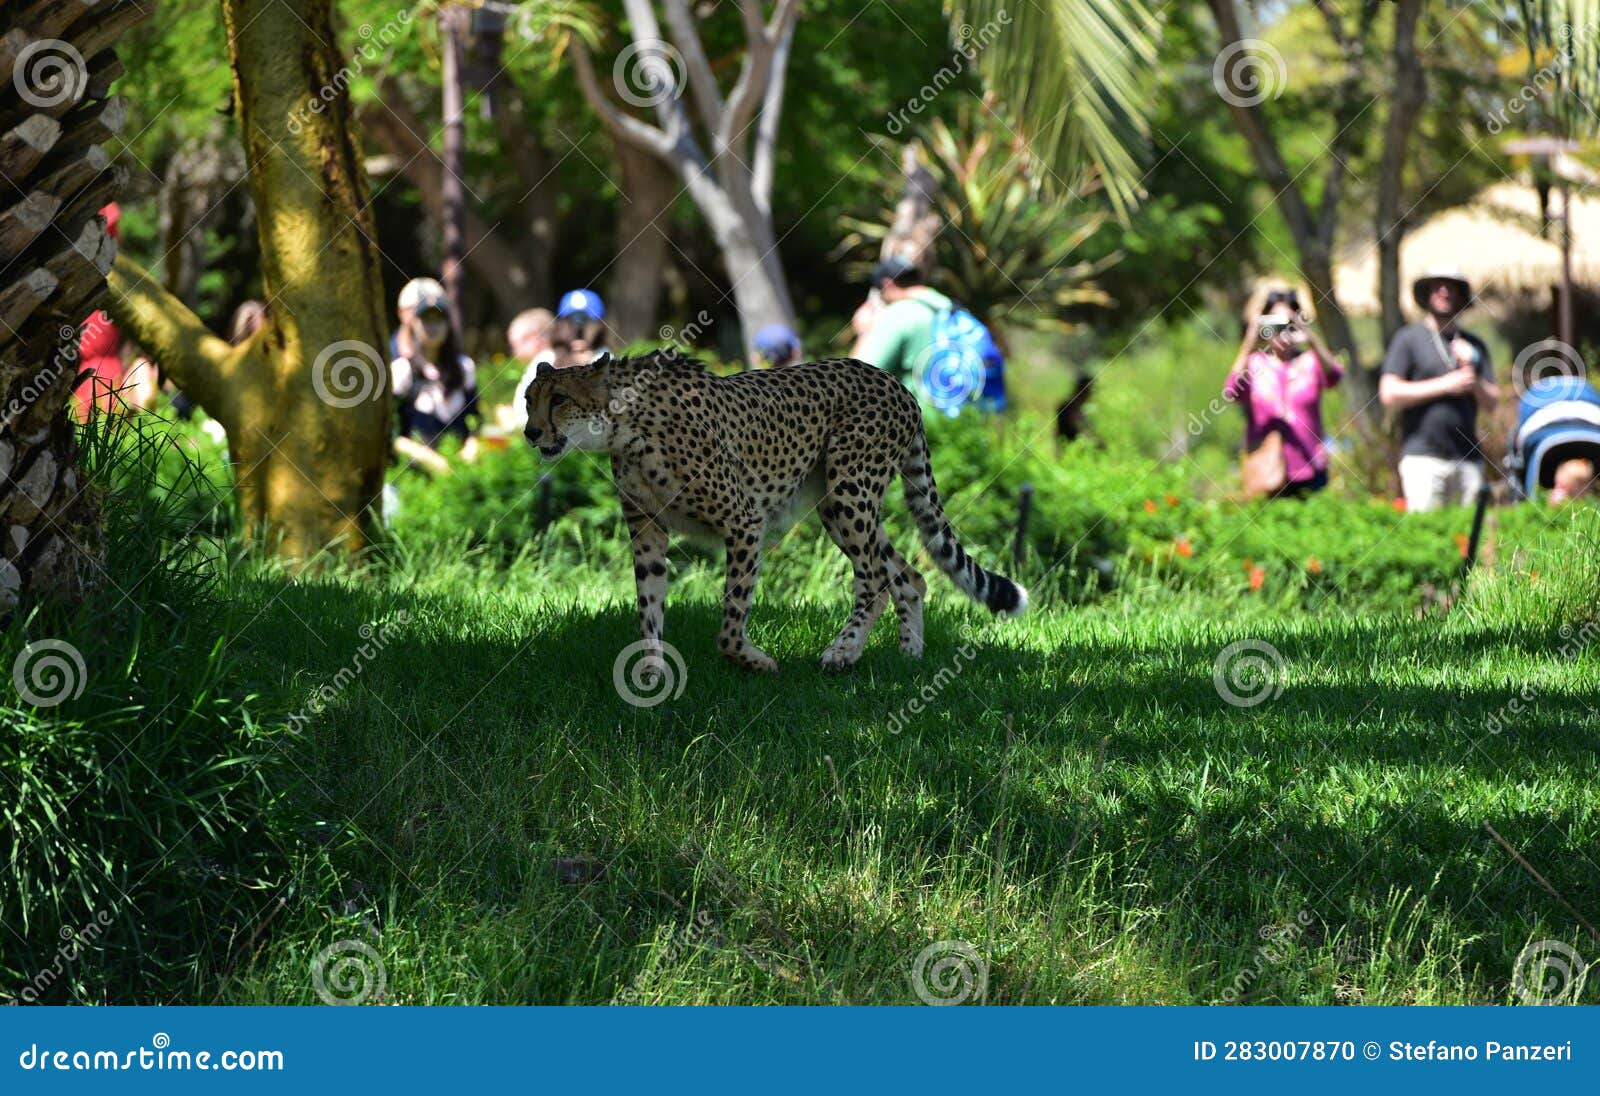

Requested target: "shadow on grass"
[{"left": 224, "top": 574, "right": 1598, "bottom": 1003}]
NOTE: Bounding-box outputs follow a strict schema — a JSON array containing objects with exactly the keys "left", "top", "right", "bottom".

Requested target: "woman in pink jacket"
[{"left": 1223, "top": 287, "right": 1344, "bottom": 497}]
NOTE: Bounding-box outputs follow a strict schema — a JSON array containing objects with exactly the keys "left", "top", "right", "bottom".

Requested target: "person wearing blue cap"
[
  {"left": 554, "top": 289, "right": 610, "bottom": 367},
  {"left": 752, "top": 323, "right": 802, "bottom": 367}
]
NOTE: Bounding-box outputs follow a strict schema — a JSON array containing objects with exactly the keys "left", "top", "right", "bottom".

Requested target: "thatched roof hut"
[{"left": 1334, "top": 175, "right": 1600, "bottom": 316}]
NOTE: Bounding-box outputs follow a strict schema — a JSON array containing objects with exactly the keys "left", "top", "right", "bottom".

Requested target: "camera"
[{"left": 1257, "top": 317, "right": 1296, "bottom": 341}]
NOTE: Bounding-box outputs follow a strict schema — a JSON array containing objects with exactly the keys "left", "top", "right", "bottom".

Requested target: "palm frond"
[
  {"left": 945, "top": 0, "right": 1157, "bottom": 218},
  {"left": 1516, "top": 0, "right": 1600, "bottom": 139}
]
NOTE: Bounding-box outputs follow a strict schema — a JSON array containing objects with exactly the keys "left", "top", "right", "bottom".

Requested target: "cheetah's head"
[{"left": 523, "top": 356, "right": 615, "bottom": 459}]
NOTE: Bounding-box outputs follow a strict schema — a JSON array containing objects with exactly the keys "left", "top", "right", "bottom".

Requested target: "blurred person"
[
  {"left": 391, "top": 276, "right": 446, "bottom": 362},
  {"left": 1550, "top": 458, "right": 1596, "bottom": 503},
  {"left": 390, "top": 280, "right": 479, "bottom": 474},
  {"left": 72, "top": 204, "right": 142, "bottom": 418},
  {"left": 553, "top": 289, "right": 609, "bottom": 367},
  {"left": 753, "top": 323, "right": 802, "bottom": 367},
  {"left": 502, "top": 307, "right": 556, "bottom": 430},
  {"left": 850, "top": 256, "right": 948, "bottom": 383},
  {"left": 1224, "top": 285, "right": 1344, "bottom": 498},
  {"left": 1506, "top": 373, "right": 1600, "bottom": 504},
  {"left": 1379, "top": 267, "right": 1499, "bottom": 511},
  {"left": 508, "top": 308, "right": 556, "bottom": 366},
  {"left": 852, "top": 256, "right": 1006, "bottom": 414}
]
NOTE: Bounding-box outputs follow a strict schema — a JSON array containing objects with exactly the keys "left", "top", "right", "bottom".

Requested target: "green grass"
[
  {"left": 194, "top": 504, "right": 1597, "bottom": 1006},
  {"left": 6, "top": 377, "right": 1598, "bottom": 1006}
]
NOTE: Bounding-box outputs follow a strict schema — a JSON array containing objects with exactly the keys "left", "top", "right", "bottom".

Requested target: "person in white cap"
[
  {"left": 1379, "top": 267, "right": 1500, "bottom": 510},
  {"left": 392, "top": 276, "right": 447, "bottom": 362},
  {"left": 390, "top": 279, "right": 479, "bottom": 474}
]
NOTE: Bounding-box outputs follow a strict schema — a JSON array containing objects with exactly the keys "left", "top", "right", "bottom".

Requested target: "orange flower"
[
  {"left": 1241, "top": 558, "right": 1255, "bottom": 572},
  {"left": 1392, "top": 497, "right": 1407, "bottom": 512},
  {"left": 1165, "top": 493, "right": 1180, "bottom": 507},
  {"left": 1174, "top": 537, "right": 1194, "bottom": 558},
  {"left": 1143, "top": 499, "right": 1158, "bottom": 513},
  {"left": 1454, "top": 533, "right": 1470, "bottom": 558},
  {"left": 1306, "top": 556, "right": 1323, "bottom": 574},
  {"left": 1529, "top": 571, "right": 1540, "bottom": 586},
  {"left": 1248, "top": 566, "right": 1266, "bottom": 592}
]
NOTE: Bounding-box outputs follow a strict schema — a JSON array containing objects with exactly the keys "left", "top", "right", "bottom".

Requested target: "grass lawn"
[
  {"left": 6, "top": 399, "right": 1597, "bottom": 1006},
  {"left": 202, "top": 513, "right": 1598, "bottom": 1005}
]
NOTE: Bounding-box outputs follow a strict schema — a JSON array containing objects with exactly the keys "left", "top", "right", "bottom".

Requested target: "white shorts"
[{"left": 1398, "top": 454, "right": 1484, "bottom": 511}]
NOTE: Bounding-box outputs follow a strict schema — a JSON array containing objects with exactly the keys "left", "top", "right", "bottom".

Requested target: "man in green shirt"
[{"left": 850, "top": 257, "right": 952, "bottom": 381}]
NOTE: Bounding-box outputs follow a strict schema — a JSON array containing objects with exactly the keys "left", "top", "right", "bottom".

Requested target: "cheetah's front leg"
[
  {"left": 623, "top": 504, "right": 671, "bottom": 683},
  {"left": 718, "top": 522, "right": 777, "bottom": 673}
]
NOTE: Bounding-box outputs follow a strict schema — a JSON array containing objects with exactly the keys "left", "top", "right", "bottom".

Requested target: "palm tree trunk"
[{"left": 0, "top": 0, "right": 147, "bottom": 612}]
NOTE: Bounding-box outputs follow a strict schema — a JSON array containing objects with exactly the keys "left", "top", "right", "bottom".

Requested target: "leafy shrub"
[{"left": 0, "top": 415, "right": 305, "bottom": 1003}]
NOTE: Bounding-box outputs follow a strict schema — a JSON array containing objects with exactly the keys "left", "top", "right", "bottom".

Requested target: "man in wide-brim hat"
[{"left": 1379, "top": 266, "right": 1500, "bottom": 510}]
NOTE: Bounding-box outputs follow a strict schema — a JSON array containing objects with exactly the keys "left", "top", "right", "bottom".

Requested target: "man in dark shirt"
[{"left": 1379, "top": 268, "right": 1500, "bottom": 510}]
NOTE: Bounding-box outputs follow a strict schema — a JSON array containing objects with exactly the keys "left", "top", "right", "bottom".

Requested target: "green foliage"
[
  {"left": 841, "top": 106, "right": 1113, "bottom": 335},
  {"left": 0, "top": 415, "right": 309, "bottom": 1003},
  {"left": 946, "top": 0, "right": 1157, "bottom": 217}
]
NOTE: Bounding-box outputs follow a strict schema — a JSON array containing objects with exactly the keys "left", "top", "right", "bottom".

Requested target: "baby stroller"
[{"left": 1506, "top": 375, "right": 1600, "bottom": 501}]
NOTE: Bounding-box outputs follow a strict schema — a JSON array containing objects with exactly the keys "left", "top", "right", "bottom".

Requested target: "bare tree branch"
[
  {"left": 661, "top": 0, "right": 724, "bottom": 136},
  {"left": 715, "top": 0, "right": 799, "bottom": 167},
  {"left": 571, "top": 38, "right": 677, "bottom": 159},
  {"left": 1205, "top": 0, "right": 1316, "bottom": 246},
  {"left": 752, "top": 13, "right": 795, "bottom": 215}
]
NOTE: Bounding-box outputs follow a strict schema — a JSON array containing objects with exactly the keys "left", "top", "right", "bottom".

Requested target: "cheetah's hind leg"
[{"left": 817, "top": 468, "right": 892, "bottom": 672}]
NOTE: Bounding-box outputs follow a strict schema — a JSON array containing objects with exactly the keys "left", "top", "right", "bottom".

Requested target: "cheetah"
[{"left": 522, "top": 349, "right": 1027, "bottom": 675}]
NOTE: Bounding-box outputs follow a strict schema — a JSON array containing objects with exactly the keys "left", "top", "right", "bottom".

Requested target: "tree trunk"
[
  {"left": 439, "top": 4, "right": 467, "bottom": 327},
  {"left": 0, "top": 0, "right": 147, "bottom": 612},
  {"left": 1207, "top": 0, "right": 1380, "bottom": 421},
  {"left": 492, "top": 86, "right": 557, "bottom": 308},
  {"left": 109, "top": 0, "right": 389, "bottom": 562},
  {"left": 882, "top": 143, "right": 940, "bottom": 269},
  {"left": 570, "top": 0, "right": 801, "bottom": 360},
  {"left": 360, "top": 85, "right": 533, "bottom": 320},
  {"left": 607, "top": 139, "right": 676, "bottom": 344},
  {"left": 1376, "top": 0, "right": 1425, "bottom": 348}
]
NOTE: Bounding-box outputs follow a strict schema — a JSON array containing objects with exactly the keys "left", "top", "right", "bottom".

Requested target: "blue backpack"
[{"left": 917, "top": 304, "right": 1007, "bottom": 416}]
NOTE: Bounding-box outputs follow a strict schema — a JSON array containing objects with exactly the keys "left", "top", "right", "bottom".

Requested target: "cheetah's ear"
[{"left": 533, "top": 361, "right": 556, "bottom": 382}]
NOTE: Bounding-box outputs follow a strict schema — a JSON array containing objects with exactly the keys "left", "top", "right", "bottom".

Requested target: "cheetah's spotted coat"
[{"left": 522, "top": 350, "right": 1027, "bottom": 674}]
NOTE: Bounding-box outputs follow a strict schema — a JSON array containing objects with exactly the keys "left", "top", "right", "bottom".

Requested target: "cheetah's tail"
[{"left": 900, "top": 429, "right": 1029, "bottom": 617}]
